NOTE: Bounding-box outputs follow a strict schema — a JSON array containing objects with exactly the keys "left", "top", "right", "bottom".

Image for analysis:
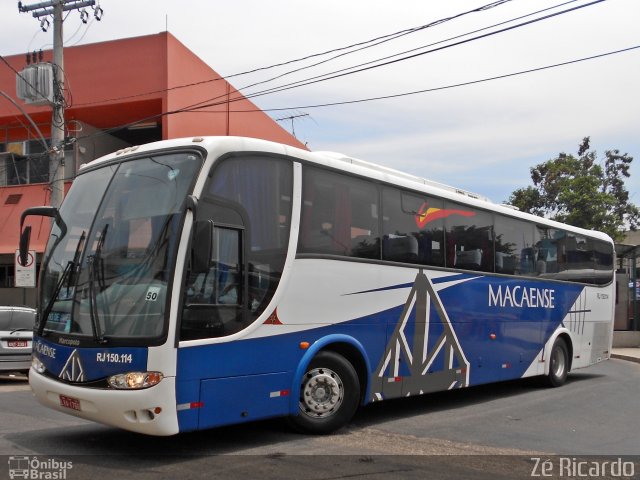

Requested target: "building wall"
[
  {"left": 2, "top": 32, "right": 305, "bottom": 148},
  {"left": 163, "top": 33, "right": 224, "bottom": 139},
  {"left": 163, "top": 33, "right": 306, "bottom": 148},
  {"left": 1, "top": 35, "right": 166, "bottom": 142}
]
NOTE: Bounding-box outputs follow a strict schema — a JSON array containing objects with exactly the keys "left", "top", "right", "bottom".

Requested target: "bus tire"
[
  {"left": 545, "top": 337, "right": 569, "bottom": 387},
  {"left": 289, "top": 351, "right": 360, "bottom": 434}
]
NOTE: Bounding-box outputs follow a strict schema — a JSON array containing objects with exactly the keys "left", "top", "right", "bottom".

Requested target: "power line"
[
  {"left": 72, "top": 0, "right": 592, "bottom": 115},
  {"left": 226, "top": 0, "right": 515, "bottom": 80},
  {"left": 7, "top": 0, "right": 616, "bottom": 149},
  {"left": 9, "top": 0, "right": 595, "bottom": 132},
  {"left": 67, "top": 44, "right": 639, "bottom": 146},
  {"left": 248, "top": 0, "right": 586, "bottom": 99},
  {"left": 175, "top": 0, "right": 606, "bottom": 115},
  {"left": 203, "top": 0, "right": 585, "bottom": 105},
  {"left": 72, "top": 0, "right": 516, "bottom": 107},
  {"left": 228, "top": 45, "right": 640, "bottom": 113}
]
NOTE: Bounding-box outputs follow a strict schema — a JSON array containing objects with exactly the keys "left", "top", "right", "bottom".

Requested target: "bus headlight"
[
  {"left": 32, "top": 356, "right": 46, "bottom": 374},
  {"left": 108, "top": 372, "right": 163, "bottom": 390}
]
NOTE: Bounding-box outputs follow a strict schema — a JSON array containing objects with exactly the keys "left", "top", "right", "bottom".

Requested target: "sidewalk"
[{"left": 611, "top": 348, "right": 640, "bottom": 364}]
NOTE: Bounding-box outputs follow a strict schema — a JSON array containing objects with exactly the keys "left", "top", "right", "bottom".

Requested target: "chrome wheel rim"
[
  {"left": 300, "top": 367, "right": 344, "bottom": 418},
  {"left": 551, "top": 346, "right": 566, "bottom": 379}
]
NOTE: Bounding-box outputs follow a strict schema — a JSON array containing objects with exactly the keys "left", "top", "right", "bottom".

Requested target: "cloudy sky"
[{"left": 2, "top": 0, "right": 639, "bottom": 204}]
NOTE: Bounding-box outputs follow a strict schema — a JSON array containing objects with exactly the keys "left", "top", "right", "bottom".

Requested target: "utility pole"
[
  {"left": 18, "top": 1, "right": 102, "bottom": 208},
  {"left": 49, "top": 1, "right": 65, "bottom": 209}
]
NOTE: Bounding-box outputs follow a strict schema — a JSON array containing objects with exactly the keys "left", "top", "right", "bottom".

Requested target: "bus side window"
[
  {"left": 593, "top": 239, "right": 614, "bottom": 285},
  {"left": 494, "top": 215, "right": 534, "bottom": 275},
  {"left": 444, "top": 201, "right": 494, "bottom": 272},
  {"left": 381, "top": 187, "right": 445, "bottom": 267},
  {"left": 300, "top": 167, "right": 380, "bottom": 260},
  {"left": 181, "top": 226, "right": 244, "bottom": 340},
  {"left": 534, "top": 226, "right": 560, "bottom": 276},
  {"left": 212, "top": 227, "right": 243, "bottom": 305}
]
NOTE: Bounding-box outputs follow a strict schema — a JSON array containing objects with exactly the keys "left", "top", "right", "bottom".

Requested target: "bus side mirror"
[
  {"left": 19, "top": 206, "right": 67, "bottom": 271},
  {"left": 19, "top": 226, "right": 32, "bottom": 267},
  {"left": 192, "top": 220, "right": 213, "bottom": 274}
]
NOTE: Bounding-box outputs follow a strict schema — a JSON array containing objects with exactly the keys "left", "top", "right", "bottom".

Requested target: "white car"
[{"left": 0, "top": 307, "right": 35, "bottom": 375}]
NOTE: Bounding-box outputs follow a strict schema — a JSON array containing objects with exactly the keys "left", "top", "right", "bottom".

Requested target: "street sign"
[{"left": 14, "top": 249, "right": 36, "bottom": 287}]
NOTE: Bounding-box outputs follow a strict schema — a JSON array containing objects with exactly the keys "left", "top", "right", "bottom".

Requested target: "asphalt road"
[{"left": 0, "top": 359, "right": 638, "bottom": 479}]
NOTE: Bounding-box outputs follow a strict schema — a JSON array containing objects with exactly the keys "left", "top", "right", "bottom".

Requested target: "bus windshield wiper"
[
  {"left": 88, "top": 225, "right": 108, "bottom": 344},
  {"left": 37, "top": 231, "right": 85, "bottom": 338},
  {"left": 66, "top": 231, "right": 86, "bottom": 290},
  {"left": 38, "top": 261, "right": 73, "bottom": 337}
]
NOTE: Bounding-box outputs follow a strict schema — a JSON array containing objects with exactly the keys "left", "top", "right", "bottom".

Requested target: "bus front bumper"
[{"left": 29, "top": 369, "right": 179, "bottom": 436}]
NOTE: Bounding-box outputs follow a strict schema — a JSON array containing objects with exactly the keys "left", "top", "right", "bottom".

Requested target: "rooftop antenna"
[{"left": 276, "top": 112, "right": 309, "bottom": 138}]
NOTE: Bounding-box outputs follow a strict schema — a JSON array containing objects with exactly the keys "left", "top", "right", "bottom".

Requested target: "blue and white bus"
[{"left": 22, "top": 136, "right": 615, "bottom": 435}]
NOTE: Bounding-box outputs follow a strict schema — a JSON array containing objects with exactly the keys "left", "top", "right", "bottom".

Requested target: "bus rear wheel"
[
  {"left": 545, "top": 337, "right": 569, "bottom": 387},
  {"left": 289, "top": 351, "right": 360, "bottom": 434}
]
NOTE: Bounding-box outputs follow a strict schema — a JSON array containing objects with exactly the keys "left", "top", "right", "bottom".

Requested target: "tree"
[{"left": 507, "top": 137, "right": 639, "bottom": 242}]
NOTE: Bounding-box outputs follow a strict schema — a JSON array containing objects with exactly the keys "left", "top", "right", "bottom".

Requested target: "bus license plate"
[
  {"left": 59, "top": 395, "right": 81, "bottom": 411},
  {"left": 7, "top": 340, "right": 28, "bottom": 348}
]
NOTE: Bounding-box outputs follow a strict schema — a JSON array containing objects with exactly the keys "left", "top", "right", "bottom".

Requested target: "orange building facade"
[{"left": 0, "top": 32, "right": 305, "bottom": 306}]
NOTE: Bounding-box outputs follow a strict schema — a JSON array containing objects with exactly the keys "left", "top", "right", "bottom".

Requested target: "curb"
[{"left": 611, "top": 354, "right": 640, "bottom": 364}]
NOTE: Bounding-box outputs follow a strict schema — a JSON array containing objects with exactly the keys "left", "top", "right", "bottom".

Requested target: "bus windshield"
[{"left": 38, "top": 151, "right": 202, "bottom": 344}]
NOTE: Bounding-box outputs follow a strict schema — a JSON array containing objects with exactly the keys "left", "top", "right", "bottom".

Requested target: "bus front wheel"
[
  {"left": 289, "top": 351, "right": 360, "bottom": 434},
  {"left": 545, "top": 337, "right": 569, "bottom": 387}
]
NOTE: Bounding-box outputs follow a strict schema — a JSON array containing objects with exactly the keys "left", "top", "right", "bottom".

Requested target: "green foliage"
[{"left": 507, "top": 137, "right": 639, "bottom": 242}]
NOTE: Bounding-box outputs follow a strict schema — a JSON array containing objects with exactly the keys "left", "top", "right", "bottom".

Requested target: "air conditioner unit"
[{"left": 16, "top": 63, "right": 55, "bottom": 106}]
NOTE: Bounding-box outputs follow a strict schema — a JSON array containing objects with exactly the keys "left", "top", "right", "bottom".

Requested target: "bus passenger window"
[
  {"left": 560, "top": 233, "right": 592, "bottom": 283},
  {"left": 382, "top": 188, "right": 444, "bottom": 266},
  {"left": 300, "top": 167, "right": 380, "bottom": 260},
  {"left": 593, "top": 239, "right": 614, "bottom": 285},
  {"left": 494, "top": 216, "right": 534, "bottom": 275},
  {"left": 444, "top": 202, "right": 494, "bottom": 272},
  {"left": 534, "top": 226, "right": 561, "bottom": 277}
]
